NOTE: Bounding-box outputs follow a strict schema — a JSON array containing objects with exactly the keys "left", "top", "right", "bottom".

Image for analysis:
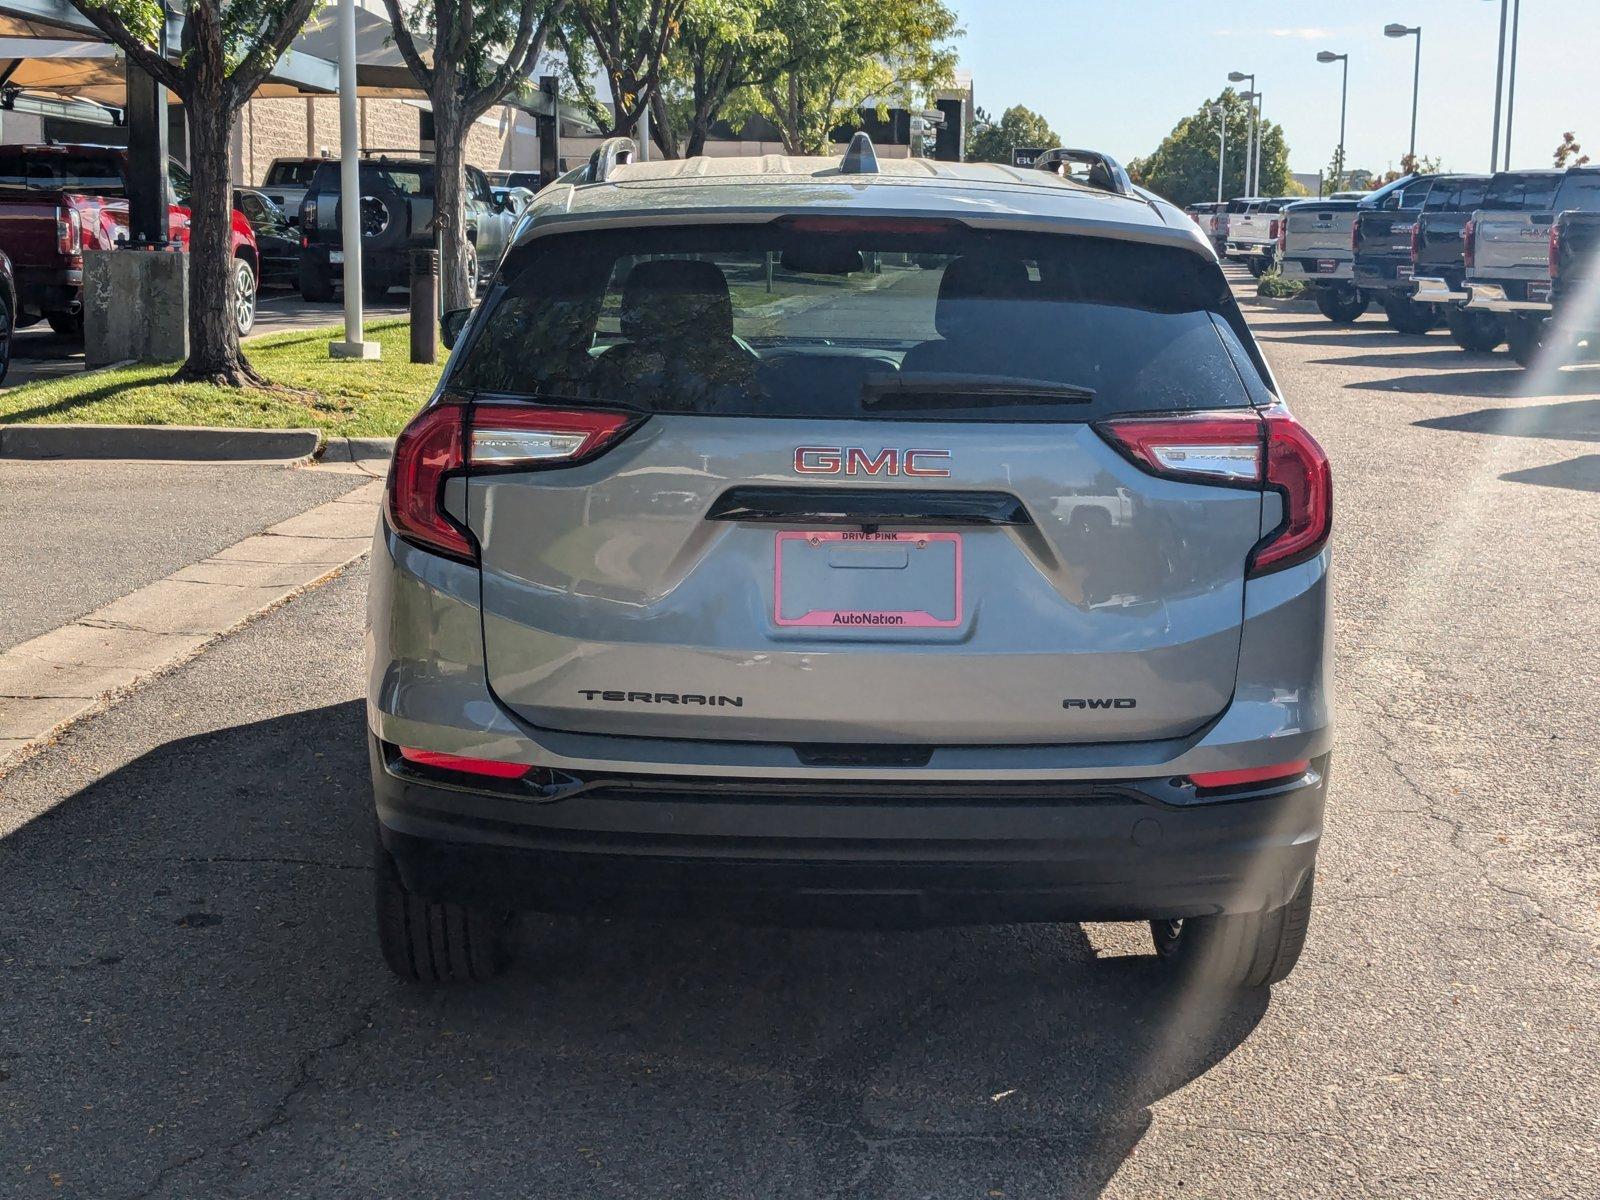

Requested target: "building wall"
[{"left": 230, "top": 95, "right": 524, "bottom": 188}]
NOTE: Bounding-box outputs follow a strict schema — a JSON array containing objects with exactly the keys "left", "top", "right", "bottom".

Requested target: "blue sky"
[{"left": 949, "top": 0, "right": 1598, "bottom": 177}]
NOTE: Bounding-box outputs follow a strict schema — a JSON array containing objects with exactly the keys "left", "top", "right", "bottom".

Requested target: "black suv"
[{"left": 297, "top": 157, "right": 515, "bottom": 302}]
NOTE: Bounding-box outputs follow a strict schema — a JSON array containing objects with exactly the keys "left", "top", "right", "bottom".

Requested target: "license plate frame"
[
  {"left": 1317, "top": 258, "right": 1338, "bottom": 274},
  {"left": 328, "top": 249, "right": 344, "bottom": 265},
  {"left": 773, "top": 530, "right": 963, "bottom": 629}
]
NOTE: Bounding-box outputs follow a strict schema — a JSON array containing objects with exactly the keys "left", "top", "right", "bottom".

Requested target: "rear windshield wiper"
[{"left": 863, "top": 372, "right": 1096, "bottom": 410}]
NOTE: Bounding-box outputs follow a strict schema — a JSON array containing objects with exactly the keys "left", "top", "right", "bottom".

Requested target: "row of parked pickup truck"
[{"left": 1192, "top": 165, "right": 1600, "bottom": 369}]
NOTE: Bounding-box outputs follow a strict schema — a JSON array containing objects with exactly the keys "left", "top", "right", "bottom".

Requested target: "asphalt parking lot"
[{"left": 1, "top": 280, "right": 1597, "bottom": 1198}]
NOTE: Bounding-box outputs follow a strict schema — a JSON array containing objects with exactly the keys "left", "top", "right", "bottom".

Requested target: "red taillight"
[
  {"left": 56, "top": 205, "right": 81, "bottom": 257},
  {"left": 1251, "top": 407, "right": 1332, "bottom": 575},
  {"left": 1189, "top": 760, "right": 1310, "bottom": 789},
  {"left": 386, "top": 400, "right": 639, "bottom": 562},
  {"left": 1409, "top": 221, "right": 1421, "bottom": 264},
  {"left": 1096, "top": 410, "right": 1265, "bottom": 487},
  {"left": 1269, "top": 218, "right": 1282, "bottom": 243},
  {"left": 398, "top": 747, "right": 529, "bottom": 779},
  {"left": 1276, "top": 219, "right": 1287, "bottom": 253},
  {"left": 1549, "top": 223, "right": 1562, "bottom": 279},
  {"left": 1462, "top": 217, "right": 1477, "bottom": 270},
  {"left": 1096, "top": 406, "right": 1331, "bottom": 577}
]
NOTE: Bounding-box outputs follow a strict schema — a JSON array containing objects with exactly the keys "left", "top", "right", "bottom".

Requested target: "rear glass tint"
[
  {"left": 1483, "top": 172, "right": 1561, "bottom": 210},
  {"left": 453, "top": 224, "right": 1266, "bottom": 421},
  {"left": 0, "top": 152, "right": 123, "bottom": 194},
  {"left": 266, "top": 160, "right": 321, "bottom": 186},
  {"left": 1552, "top": 170, "right": 1600, "bottom": 211}
]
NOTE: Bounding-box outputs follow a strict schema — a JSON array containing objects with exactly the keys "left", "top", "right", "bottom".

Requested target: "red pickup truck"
[{"left": 0, "top": 144, "right": 260, "bottom": 339}]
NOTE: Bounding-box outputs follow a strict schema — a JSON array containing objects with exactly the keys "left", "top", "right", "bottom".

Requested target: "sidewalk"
[{"left": 0, "top": 455, "right": 385, "bottom": 772}]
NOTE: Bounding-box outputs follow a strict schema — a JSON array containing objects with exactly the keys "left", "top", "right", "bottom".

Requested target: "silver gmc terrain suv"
[{"left": 367, "top": 137, "right": 1333, "bottom": 989}]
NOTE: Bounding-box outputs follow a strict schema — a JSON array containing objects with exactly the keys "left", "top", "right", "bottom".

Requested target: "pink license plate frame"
[{"left": 773, "top": 530, "right": 963, "bottom": 629}]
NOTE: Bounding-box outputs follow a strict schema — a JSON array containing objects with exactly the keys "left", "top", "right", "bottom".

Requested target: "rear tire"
[
  {"left": 1383, "top": 296, "right": 1439, "bottom": 335},
  {"left": 233, "top": 256, "right": 258, "bottom": 337},
  {"left": 1445, "top": 307, "right": 1504, "bottom": 352},
  {"left": 1151, "top": 873, "right": 1314, "bottom": 990},
  {"left": 299, "top": 261, "right": 336, "bottom": 303},
  {"left": 1505, "top": 315, "right": 1546, "bottom": 368},
  {"left": 47, "top": 310, "right": 83, "bottom": 340},
  {"left": 1315, "top": 286, "right": 1367, "bottom": 324},
  {"left": 374, "top": 834, "right": 517, "bottom": 983}
]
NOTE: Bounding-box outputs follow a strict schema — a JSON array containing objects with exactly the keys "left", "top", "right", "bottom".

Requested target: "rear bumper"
[
  {"left": 1280, "top": 260, "right": 1353, "bottom": 284},
  {"left": 1411, "top": 276, "right": 1468, "bottom": 305},
  {"left": 301, "top": 243, "right": 411, "bottom": 285},
  {"left": 1464, "top": 281, "right": 1553, "bottom": 314},
  {"left": 374, "top": 736, "right": 1327, "bottom": 925},
  {"left": 1226, "top": 241, "right": 1273, "bottom": 257},
  {"left": 13, "top": 265, "right": 82, "bottom": 313}
]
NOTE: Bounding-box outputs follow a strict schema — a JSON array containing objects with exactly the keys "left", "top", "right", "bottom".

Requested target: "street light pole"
[
  {"left": 1227, "top": 71, "right": 1255, "bottom": 194},
  {"left": 1489, "top": 0, "right": 1508, "bottom": 171},
  {"left": 1253, "top": 90, "right": 1264, "bottom": 194},
  {"left": 1317, "top": 52, "right": 1350, "bottom": 189},
  {"left": 1385, "top": 24, "right": 1422, "bottom": 163},
  {"left": 329, "top": 0, "right": 378, "bottom": 359},
  {"left": 1211, "top": 105, "right": 1226, "bottom": 202},
  {"left": 1505, "top": 0, "right": 1521, "bottom": 165}
]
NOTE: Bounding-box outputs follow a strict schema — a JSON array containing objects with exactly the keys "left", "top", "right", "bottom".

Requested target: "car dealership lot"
[{"left": 1, "top": 284, "right": 1597, "bottom": 1198}]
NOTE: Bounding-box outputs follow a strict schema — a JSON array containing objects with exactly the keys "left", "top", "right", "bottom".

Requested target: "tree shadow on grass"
[{"left": 0, "top": 700, "right": 1268, "bottom": 1199}]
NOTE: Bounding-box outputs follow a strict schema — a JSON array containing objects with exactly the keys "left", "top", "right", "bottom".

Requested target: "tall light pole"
[
  {"left": 1210, "top": 105, "right": 1226, "bottom": 202},
  {"left": 329, "top": 0, "right": 378, "bottom": 360},
  {"left": 1384, "top": 23, "right": 1422, "bottom": 164},
  {"left": 1317, "top": 51, "right": 1350, "bottom": 190},
  {"left": 1241, "top": 90, "right": 1265, "bottom": 194},
  {"left": 1505, "top": 0, "right": 1521, "bottom": 165},
  {"left": 1227, "top": 71, "right": 1255, "bottom": 194},
  {"left": 1487, "top": 0, "right": 1508, "bottom": 170}
]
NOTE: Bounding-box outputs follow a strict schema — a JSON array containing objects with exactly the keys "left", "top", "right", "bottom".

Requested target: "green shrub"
[{"left": 1257, "top": 271, "right": 1306, "bottom": 300}]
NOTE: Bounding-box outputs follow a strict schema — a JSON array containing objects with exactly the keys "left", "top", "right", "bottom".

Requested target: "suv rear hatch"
[{"left": 443, "top": 222, "right": 1283, "bottom": 747}]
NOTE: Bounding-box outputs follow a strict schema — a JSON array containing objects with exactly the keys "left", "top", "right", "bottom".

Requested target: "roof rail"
[
  {"left": 587, "top": 137, "right": 638, "bottom": 183},
  {"left": 1033, "top": 148, "right": 1133, "bottom": 196},
  {"left": 840, "top": 130, "right": 879, "bottom": 175}
]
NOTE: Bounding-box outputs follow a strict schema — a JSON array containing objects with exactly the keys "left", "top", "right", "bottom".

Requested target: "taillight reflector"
[
  {"left": 56, "top": 205, "right": 81, "bottom": 257},
  {"left": 1096, "top": 406, "right": 1331, "bottom": 577},
  {"left": 399, "top": 747, "right": 530, "bottom": 779},
  {"left": 1463, "top": 218, "right": 1477, "bottom": 270},
  {"left": 386, "top": 400, "right": 641, "bottom": 563},
  {"left": 1549, "top": 223, "right": 1562, "bottom": 279},
  {"left": 1189, "top": 760, "right": 1310, "bottom": 789},
  {"left": 1409, "top": 222, "right": 1421, "bottom": 264}
]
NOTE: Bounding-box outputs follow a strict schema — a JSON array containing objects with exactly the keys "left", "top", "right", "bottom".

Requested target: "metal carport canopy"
[{"left": 0, "top": 0, "right": 337, "bottom": 94}]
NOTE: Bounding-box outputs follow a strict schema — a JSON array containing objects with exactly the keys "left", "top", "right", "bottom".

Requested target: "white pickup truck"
[{"left": 1223, "top": 197, "right": 1295, "bottom": 277}]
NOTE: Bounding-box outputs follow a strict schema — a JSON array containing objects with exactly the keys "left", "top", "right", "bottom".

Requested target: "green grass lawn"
[{"left": 0, "top": 318, "right": 443, "bottom": 438}]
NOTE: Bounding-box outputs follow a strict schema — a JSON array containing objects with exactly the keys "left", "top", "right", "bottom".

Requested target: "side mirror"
[{"left": 440, "top": 307, "right": 471, "bottom": 350}]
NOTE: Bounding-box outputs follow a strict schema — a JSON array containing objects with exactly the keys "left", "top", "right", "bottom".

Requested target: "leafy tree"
[
  {"left": 69, "top": 0, "right": 319, "bottom": 385},
  {"left": 965, "top": 104, "right": 1060, "bottom": 164},
  {"left": 556, "top": 0, "right": 686, "bottom": 143},
  {"left": 384, "top": 0, "right": 567, "bottom": 311},
  {"left": 1554, "top": 131, "right": 1591, "bottom": 168},
  {"left": 1131, "top": 89, "right": 1288, "bottom": 207},
  {"left": 651, "top": 0, "right": 789, "bottom": 159},
  {"left": 739, "top": 0, "right": 960, "bottom": 156}
]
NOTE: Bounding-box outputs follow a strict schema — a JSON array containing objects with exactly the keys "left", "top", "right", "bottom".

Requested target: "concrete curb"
[
  {"left": 1245, "top": 294, "right": 1320, "bottom": 314},
  {"left": 0, "top": 479, "right": 382, "bottom": 785},
  {"left": 0, "top": 423, "right": 321, "bottom": 462},
  {"left": 319, "top": 436, "right": 396, "bottom": 465}
]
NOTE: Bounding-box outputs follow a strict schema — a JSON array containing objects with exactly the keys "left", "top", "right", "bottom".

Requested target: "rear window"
[
  {"left": 0, "top": 152, "right": 124, "bottom": 195},
  {"left": 1483, "top": 172, "right": 1561, "bottom": 211},
  {"left": 1439, "top": 177, "right": 1487, "bottom": 212},
  {"left": 1552, "top": 170, "right": 1600, "bottom": 212},
  {"left": 312, "top": 161, "right": 435, "bottom": 195},
  {"left": 266, "top": 160, "right": 321, "bottom": 187},
  {"left": 454, "top": 224, "right": 1267, "bottom": 421}
]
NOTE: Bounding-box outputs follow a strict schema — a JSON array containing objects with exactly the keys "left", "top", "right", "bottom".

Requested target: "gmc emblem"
[{"left": 793, "top": 447, "right": 952, "bottom": 477}]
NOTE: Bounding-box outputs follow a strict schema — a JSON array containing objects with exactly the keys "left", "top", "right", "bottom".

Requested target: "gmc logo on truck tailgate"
[{"left": 793, "top": 447, "right": 952, "bottom": 477}]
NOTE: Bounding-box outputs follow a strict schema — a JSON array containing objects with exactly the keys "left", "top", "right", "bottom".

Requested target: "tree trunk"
[
  {"left": 172, "top": 84, "right": 260, "bottom": 386},
  {"left": 432, "top": 88, "right": 474, "bottom": 314}
]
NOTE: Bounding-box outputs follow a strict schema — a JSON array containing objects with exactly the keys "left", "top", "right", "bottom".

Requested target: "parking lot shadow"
[
  {"left": 0, "top": 702, "right": 1267, "bottom": 1199},
  {"left": 1500, "top": 454, "right": 1600, "bottom": 492},
  {"left": 1415, "top": 396, "right": 1600, "bottom": 440}
]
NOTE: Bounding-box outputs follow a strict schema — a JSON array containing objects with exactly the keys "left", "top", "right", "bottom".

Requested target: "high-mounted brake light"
[
  {"left": 776, "top": 215, "right": 966, "bottom": 237},
  {"left": 1096, "top": 406, "right": 1331, "bottom": 577},
  {"left": 1462, "top": 217, "right": 1477, "bottom": 270},
  {"left": 386, "top": 400, "right": 640, "bottom": 563},
  {"left": 1189, "top": 760, "right": 1310, "bottom": 789},
  {"left": 398, "top": 747, "right": 530, "bottom": 779}
]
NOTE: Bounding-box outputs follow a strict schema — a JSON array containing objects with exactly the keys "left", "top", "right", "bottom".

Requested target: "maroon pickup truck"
[{"left": 0, "top": 144, "right": 261, "bottom": 339}]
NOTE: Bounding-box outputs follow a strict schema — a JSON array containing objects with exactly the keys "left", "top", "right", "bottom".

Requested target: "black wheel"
[
  {"left": 467, "top": 252, "right": 482, "bottom": 297},
  {"left": 0, "top": 294, "right": 12, "bottom": 386},
  {"left": 1445, "top": 307, "right": 1504, "bottom": 352},
  {"left": 233, "top": 256, "right": 258, "bottom": 337},
  {"left": 1247, "top": 256, "right": 1269, "bottom": 279},
  {"left": 1315, "top": 286, "right": 1368, "bottom": 324},
  {"left": 374, "top": 833, "right": 516, "bottom": 983},
  {"left": 299, "top": 261, "right": 336, "bottom": 303},
  {"left": 1506, "top": 316, "right": 1546, "bottom": 368},
  {"left": 1151, "top": 872, "right": 1314, "bottom": 990},
  {"left": 47, "top": 310, "right": 84, "bottom": 340},
  {"left": 1382, "top": 297, "right": 1439, "bottom": 335}
]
